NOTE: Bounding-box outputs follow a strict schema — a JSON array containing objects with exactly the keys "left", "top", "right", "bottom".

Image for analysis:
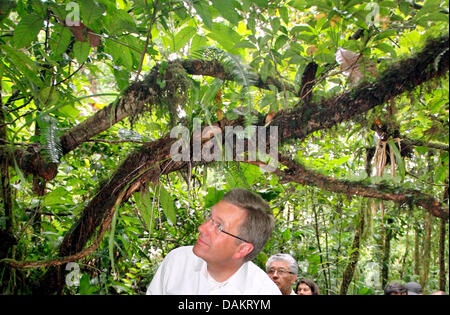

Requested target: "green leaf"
[
  {"left": 73, "top": 41, "right": 91, "bottom": 64},
  {"left": 80, "top": 0, "right": 106, "bottom": 29},
  {"left": 270, "top": 18, "right": 281, "bottom": 33},
  {"left": 260, "top": 58, "right": 272, "bottom": 83},
  {"left": 173, "top": 26, "right": 197, "bottom": 51},
  {"left": 207, "top": 23, "right": 242, "bottom": 53},
  {"left": 194, "top": 1, "right": 213, "bottom": 29},
  {"left": 282, "top": 228, "right": 291, "bottom": 241},
  {"left": 112, "top": 67, "right": 130, "bottom": 92},
  {"left": 104, "top": 39, "right": 133, "bottom": 69},
  {"left": 13, "top": 13, "right": 43, "bottom": 48},
  {"left": 289, "top": 0, "right": 307, "bottom": 10},
  {"left": 134, "top": 190, "right": 154, "bottom": 232},
  {"left": 252, "top": 0, "right": 269, "bottom": 8},
  {"left": 233, "top": 40, "right": 257, "bottom": 50},
  {"left": 374, "top": 43, "right": 397, "bottom": 57},
  {"left": 51, "top": 27, "right": 72, "bottom": 57},
  {"left": 373, "top": 30, "right": 398, "bottom": 42},
  {"left": 57, "top": 104, "right": 81, "bottom": 119},
  {"left": 79, "top": 274, "right": 97, "bottom": 295},
  {"left": 43, "top": 187, "right": 73, "bottom": 206},
  {"left": 211, "top": 0, "right": 242, "bottom": 24},
  {"left": 204, "top": 188, "right": 225, "bottom": 208},
  {"left": 279, "top": 7, "right": 289, "bottom": 25},
  {"left": 159, "top": 186, "right": 177, "bottom": 224}
]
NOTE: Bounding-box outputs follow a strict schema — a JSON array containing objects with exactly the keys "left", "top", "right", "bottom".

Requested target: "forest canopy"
[{"left": 0, "top": 0, "right": 448, "bottom": 295}]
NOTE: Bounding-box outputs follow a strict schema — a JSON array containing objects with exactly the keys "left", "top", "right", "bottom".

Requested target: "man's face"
[
  {"left": 193, "top": 200, "right": 248, "bottom": 265},
  {"left": 267, "top": 260, "right": 297, "bottom": 295}
]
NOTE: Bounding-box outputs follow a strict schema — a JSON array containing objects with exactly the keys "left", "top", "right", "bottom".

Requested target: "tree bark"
[
  {"left": 381, "top": 218, "right": 393, "bottom": 289},
  {"left": 419, "top": 211, "right": 432, "bottom": 291},
  {"left": 339, "top": 203, "right": 365, "bottom": 295},
  {"left": 438, "top": 217, "right": 447, "bottom": 291},
  {"left": 439, "top": 181, "right": 448, "bottom": 291}
]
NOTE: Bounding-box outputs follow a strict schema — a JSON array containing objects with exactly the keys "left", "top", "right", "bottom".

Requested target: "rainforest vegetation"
[{"left": 0, "top": 0, "right": 448, "bottom": 295}]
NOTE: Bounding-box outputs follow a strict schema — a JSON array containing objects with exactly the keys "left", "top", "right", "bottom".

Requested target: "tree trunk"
[
  {"left": 414, "top": 222, "right": 421, "bottom": 277},
  {"left": 312, "top": 202, "right": 330, "bottom": 294},
  {"left": 339, "top": 203, "right": 365, "bottom": 295},
  {"left": 438, "top": 217, "right": 447, "bottom": 291},
  {"left": 439, "top": 182, "right": 448, "bottom": 291},
  {"left": 420, "top": 211, "right": 432, "bottom": 291},
  {"left": 0, "top": 82, "right": 17, "bottom": 293},
  {"left": 381, "top": 218, "right": 393, "bottom": 289}
]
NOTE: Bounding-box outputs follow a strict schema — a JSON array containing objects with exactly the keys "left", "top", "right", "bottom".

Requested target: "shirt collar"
[{"left": 195, "top": 256, "right": 249, "bottom": 294}]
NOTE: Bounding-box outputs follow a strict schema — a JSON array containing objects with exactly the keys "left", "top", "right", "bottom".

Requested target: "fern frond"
[
  {"left": 37, "top": 115, "right": 62, "bottom": 164},
  {"left": 192, "top": 47, "right": 258, "bottom": 87}
]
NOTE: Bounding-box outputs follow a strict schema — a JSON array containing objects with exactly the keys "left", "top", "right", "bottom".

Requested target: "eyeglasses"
[
  {"left": 267, "top": 268, "right": 295, "bottom": 276},
  {"left": 205, "top": 214, "right": 251, "bottom": 244}
]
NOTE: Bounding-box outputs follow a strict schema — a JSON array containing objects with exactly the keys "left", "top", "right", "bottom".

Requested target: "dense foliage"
[{"left": 0, "top": 0, "right": 448, "bottom": 295}]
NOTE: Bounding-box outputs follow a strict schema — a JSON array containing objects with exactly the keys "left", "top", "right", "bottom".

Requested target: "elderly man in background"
[{"left": 266, "top": 253, "right": 298, "bottom": 295}]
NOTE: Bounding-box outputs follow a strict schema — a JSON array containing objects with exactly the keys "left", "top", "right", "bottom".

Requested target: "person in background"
[
  {"left": 405, "top": 281, "right": 422, "bottom": 295},
  {"left": 146, "top": 188, "right": 280, "bottom": 295},
  {"left": 384, "top": 282, "right": 407, "bottom": 295},
  {"left": 265, "top": 253, "right": 298, "bottom": 295},
  {"left": 296, "top": 278, "right": 320, "bottom": 295}
]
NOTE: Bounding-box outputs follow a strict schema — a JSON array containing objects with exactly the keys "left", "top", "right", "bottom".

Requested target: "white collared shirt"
[{"left": 146, "top": 246, "right": 281, "bottom": 295}]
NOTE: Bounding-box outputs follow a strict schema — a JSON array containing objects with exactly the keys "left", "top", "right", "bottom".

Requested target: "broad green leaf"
[
  {"left": 207, "top": 23, "right": 242, "bottom": 53},
  {"left": 211, "top": 0, "right": 242, "bottom": 24},
  {"left": 43, "top": 187, "right": 73, "bottom": 206},
  {"left": 194, "top": 1, "right": 213, "bottom": 29},
  {"left": 0, "top": 45, "right": 42, "bottom": 87},
  {"left": 105, "top": 38, "right": 133, "bottom": 69},
  {"left": 374, "top": 43, "right": 397, "bottom": 57},
  {"left": 252, "top": 0, "right": 269, "bottom": 8},
  {"left": 173, "top": 26, "right": 197, "bottom": 52},
  {"left": 373, "top": 30, "right": 398, "bottom": 42},
  {"left": 289, "top": 0, "right": 307, "bottom": 10},
  {"left": 270, "top": 18, "right": 281, "bottom": 33},
  {"left": 190, "top": 34, "right": 209, "bottom": 54},
  {"left": 112, "top": 67, "right": 130, "bottom": 92},
  {"left": 51, "top": 27, "right": 72, "bottom": 57},
  {"left": 13, "top": 13, "right": 43, "bottom": 48},
  {"left": 135, "top": 190, "right": 154, "bottom": 232},
  {"left": 159, "top": 186, "right": 177, "bottom": 224},
  {"left": 57, "top": 104, "right": 81, "bottom": 119},
  {"left": 279, "top": 7, "right": 289, "bottom": 25},
  {"left": 73, "top": 41, "right": 91, "bottom": 64},
  {"left": 233, "top": 40, "right": 257, "bottom": 50},
  {"left": 80, "top": 0, "right": 106, "bottom": 29},
  {"left": 204, "top": 188, "right": 225, "bottom": 208},
  {"left": 38, "top": 86, "right": 60, "bottom": 109}
]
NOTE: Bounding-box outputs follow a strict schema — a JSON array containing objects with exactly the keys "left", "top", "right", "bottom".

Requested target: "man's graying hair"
[
  {"left": 265, "top": 253, "right": 298, "bottom": 275},
  {"left": 222, "top": 188, "right": 274, "bottom": 262}
]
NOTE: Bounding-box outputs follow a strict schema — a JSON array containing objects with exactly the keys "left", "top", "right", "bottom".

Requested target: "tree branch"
[{"left": 274, "top": 155, "right": 448, "bottom": 220}]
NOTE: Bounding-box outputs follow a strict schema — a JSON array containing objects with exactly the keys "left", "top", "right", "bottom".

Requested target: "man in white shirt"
[
  {"left": 147, "top": 188, "right": 281, "bottom": 295},
  {"left": 265, "top": 253, "right": 298, "bottom": 295}
]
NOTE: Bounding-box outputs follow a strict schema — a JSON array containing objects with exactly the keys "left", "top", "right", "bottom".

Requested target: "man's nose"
[{"left": 198, "top": 220, "right": 212, "bottom": 234}]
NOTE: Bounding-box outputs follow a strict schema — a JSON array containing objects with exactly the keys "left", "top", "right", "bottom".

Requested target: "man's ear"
[
  {"left": 233, "top": 242, "right": 254, "bottom": 260},
  {"left": 291, "top": 274, "right": 297, "bottom": 285}
]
